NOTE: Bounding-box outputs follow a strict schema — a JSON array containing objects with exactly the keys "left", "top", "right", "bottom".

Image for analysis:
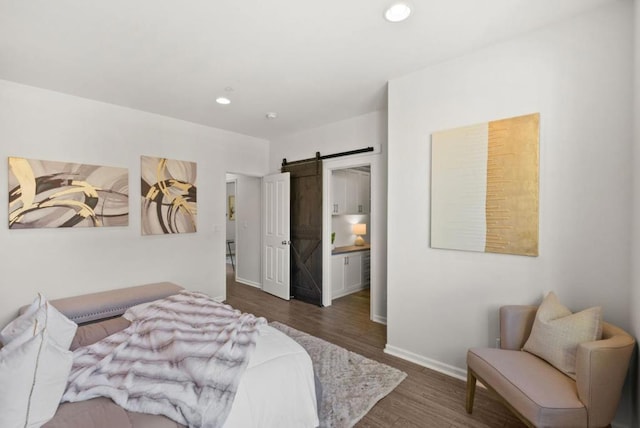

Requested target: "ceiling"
[{"left": 0, "top": 0, "right": 616, "bottom": 140}]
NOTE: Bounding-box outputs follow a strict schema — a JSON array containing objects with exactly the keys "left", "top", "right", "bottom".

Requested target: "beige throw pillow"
[{"left": 523, "top": 292, "right": 602, "bottom": 378}]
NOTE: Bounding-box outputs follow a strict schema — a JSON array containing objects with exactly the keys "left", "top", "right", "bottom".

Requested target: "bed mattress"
[
  {"left": 43, "top": 303, "right": 318, "bottom": 427},
  {"left": 225, "top": 324, "right": 319, "bottom": 427}
]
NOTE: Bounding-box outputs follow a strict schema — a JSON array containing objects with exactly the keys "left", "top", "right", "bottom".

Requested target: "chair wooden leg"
[{"left": 466, "top": 368, "right": 477, "bottom": 414}]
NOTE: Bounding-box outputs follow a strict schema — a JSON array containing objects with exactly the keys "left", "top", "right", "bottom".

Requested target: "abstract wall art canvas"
[
  {"left": 141, "top": 156, "right": 197, "bottom": 235},
  {"left": 228, "top": 195, "right": 235, "bottom": 221},
  {"left": 8, "top": 157, "right": 129, "bottom": 229},
  {"left": 430, "top": 113, "right": 539, "bottom": 256}
]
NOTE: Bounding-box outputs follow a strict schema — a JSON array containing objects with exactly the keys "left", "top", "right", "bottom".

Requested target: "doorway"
[
  {"left": 322, "top": 153, "right": 385, "bottom": 324},
  {"left": 225, "top": 158, "right": 386, "bottom": 325},
  {"left": 329, "top": 166, "right": 371, "bottom": 301},
  {"left": 225, "top": 173, "right": 262, "bottom": 289}
]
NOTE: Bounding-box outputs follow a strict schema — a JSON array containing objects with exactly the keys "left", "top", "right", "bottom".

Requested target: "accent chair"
[{"left": 466, "top": 305, "right": 634, "bottom": 428}]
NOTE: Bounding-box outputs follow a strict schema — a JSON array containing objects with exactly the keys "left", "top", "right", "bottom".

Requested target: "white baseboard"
[
  {"left": 213, "top": 295, "right": 225, "bottom": 303},
  {"left": 332, "top": 285, "right": 367, "bottom": 300},
  {"left": 384, "top": 344, "right": 467, "bottom": 382},
  {"left": 371, "top": 314, "right": 387, "bottom": 325},
  {"left": 236, "top": 278, "right": 261, "bottom": 288}
]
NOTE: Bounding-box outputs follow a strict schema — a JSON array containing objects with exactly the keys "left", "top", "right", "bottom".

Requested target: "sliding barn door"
[{"left": 282, "top": 160, "right": 323, "bottom": 306}]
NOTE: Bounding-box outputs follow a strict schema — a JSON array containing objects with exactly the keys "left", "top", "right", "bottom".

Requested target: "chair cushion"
[
  {"left": 468, "top": 347, "right": 587, "bottom": 427},
  {"left": 522, "top": 292, "right": 602, "bottom": 378}
]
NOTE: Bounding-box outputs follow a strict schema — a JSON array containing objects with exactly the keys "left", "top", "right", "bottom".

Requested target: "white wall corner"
[
  {"left": 371, "top": 314, "right": 387, "bottom": 325},
  {"left": 383, "top": 344, "right": 467, "bottom": 382},
  {"left": 236, "top": 278, "right": 261, "bottom": 289}
]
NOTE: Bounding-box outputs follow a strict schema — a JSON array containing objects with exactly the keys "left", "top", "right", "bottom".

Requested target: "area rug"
[{"left": 270, "top": 322, "right": 407, "bottom": 428}]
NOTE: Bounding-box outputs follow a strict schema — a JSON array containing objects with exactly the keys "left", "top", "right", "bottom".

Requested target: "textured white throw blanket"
[{"left": 62, "top": 291, "right": 267, "bottom": 428}]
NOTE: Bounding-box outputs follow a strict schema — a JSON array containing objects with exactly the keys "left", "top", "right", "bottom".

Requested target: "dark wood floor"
[{"left": 225, "top": 265, "right": 525, "bottom": 428}]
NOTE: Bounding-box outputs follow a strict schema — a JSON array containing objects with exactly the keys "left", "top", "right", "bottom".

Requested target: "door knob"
[{"left": 281, "top": 240, "right": 290, "bottom": 245}]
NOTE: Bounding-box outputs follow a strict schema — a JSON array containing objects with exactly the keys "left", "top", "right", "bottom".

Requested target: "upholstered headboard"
[{"left": 19, "top": 282, "right": 184, "bottom": 325}]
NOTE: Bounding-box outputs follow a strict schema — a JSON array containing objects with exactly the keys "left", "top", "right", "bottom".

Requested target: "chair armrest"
[
  {"left": 499, "top": 305, "right": 537, "bottom": 350},
  {"left": 575, "top": 323, "right": 635, "bottom": 428}
]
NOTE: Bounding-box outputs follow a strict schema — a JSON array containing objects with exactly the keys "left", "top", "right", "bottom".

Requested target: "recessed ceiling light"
[
  {"left": 385, "top": 3, "right": 411, "bottom": 23},
  {"left": 216, "top": 97, "right": 231, "bottom": 105},
  {"left": 266, "top": 112, "right": 278, "bottom": 120}
]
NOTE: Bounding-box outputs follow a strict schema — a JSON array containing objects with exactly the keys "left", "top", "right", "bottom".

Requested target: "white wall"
[
  {"left": 386, "top": 0, "right": 633, "bottom": 394},
  {"left": 270, "top": 110, "right": 388, "bottom": 322},
  {"left": 0, "top": 80, "right": 269, "bottom": 327},
  {"left": 632, "top": 0, "right": 640, "bottom": 425}
]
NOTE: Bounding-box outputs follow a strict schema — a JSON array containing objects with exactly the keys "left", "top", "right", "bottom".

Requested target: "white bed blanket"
[
  {"left": 62, "top": 291, "right": 266, "bottom": 428},
  {"left": 224, "top": 325, "right": 319, "bottom": 428}
]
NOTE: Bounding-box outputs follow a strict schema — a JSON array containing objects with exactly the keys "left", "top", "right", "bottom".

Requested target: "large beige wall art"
[
  {"left": 141, "top": 156, "right": 197, "bottom": 235},
  {"left": 431, "top": 113, "right": 539, "bottom": 256},
  {"left": 8, "top": 157, "right": 129, "bottom": 229}
]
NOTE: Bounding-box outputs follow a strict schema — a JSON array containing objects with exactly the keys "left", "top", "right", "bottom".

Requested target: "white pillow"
[
  {"left": 523, "top": 292, "right": 602, "bottom": 378},
  {"left": 0, "top": 320, "right": 73, "bottom": 427},
  {"left": 0, "top": 295, "right": 77, "bottom": 350}
]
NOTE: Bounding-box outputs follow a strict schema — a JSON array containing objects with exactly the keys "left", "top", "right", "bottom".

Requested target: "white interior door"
[{"left": 262, "top": 172, "right": 290, "bottom": 300}]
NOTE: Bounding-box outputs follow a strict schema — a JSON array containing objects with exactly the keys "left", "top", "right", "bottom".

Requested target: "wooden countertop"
[{"left": 332, "top": 244, "right": 371, "bottom": 255}]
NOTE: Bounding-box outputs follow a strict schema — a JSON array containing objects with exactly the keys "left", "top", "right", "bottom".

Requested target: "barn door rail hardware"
[{"left": 281, "top": 147, "right": 374, "bottom": 168}]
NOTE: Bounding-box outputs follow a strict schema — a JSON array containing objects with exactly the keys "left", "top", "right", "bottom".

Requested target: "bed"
[{"left": 1, "top": 282, "right": 319, "bottom": 428}]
